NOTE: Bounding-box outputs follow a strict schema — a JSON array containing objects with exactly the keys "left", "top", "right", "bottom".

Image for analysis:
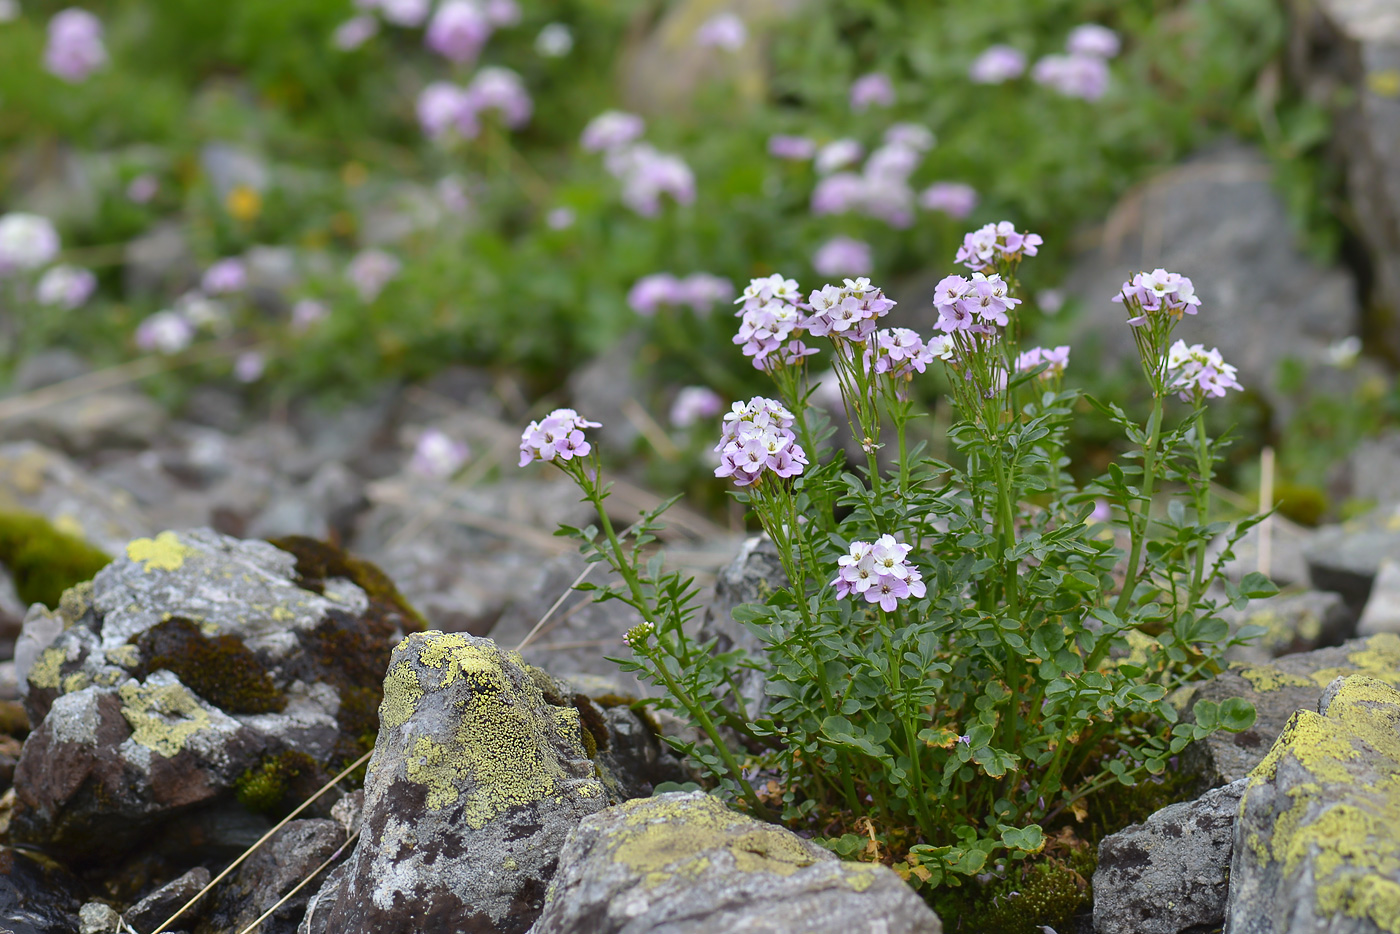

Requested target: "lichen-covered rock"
[
  {"left": 1303, "top": 508, "right": 1400, "bottom": 614},
  {"left": 0, "top": 442, "right": 150, "bottom": 556},
  {"left": 300, "top": 632, "right": 610, "bottom": 934},
  {"left": 0, "top": 845, "right": 84, "bottom": 934},
  {"left": 1223, "top": 590, "right": 1355, "bottom": 664},
  {"left": 530, "top": 792, "right": 941, "bottom": 934},
  {"left": 1181, "top": 632, "right": 1400, "bottom": 786},
  {"left": 1092, "top": 778, "right": 1246, "bottom": 934},
  {"left": 9, "top": 528, "right": 420, "bottom": 864},
  {"left": 1224, "top": 675, "right": 1400, "bottom": 934},
  {"left": 198, "top": 818, "right": 347, "bottom": 934}
]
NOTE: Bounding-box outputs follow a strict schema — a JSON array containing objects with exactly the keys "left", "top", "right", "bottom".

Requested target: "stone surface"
[
  {"left": 0, "top": 845, "right": 84, "bottom": 934},
  {"left": 1223, "top": 589, "right": 1355, "bottom": 664},
  {"left": 300, "top": 632, "right": 611, "bottom": 934},
  {"left": 531, "top": 791, "right": 942, "bottom": 934},
  {"left": 0, "top": 442, "right": 151, "bottom": 555},
  {"left": 1181, "top": 632, "right": 1400, "bottom": 786},
  {"left": 698, "top": 535, "right": 788, "bottom": 719},
  {"left": 1304, "top": 505, "right": 1400, "bottom": 613},
  {"left": 10, "top": 529, "right": 419, "bottom": 864},
  {"left": 1330, "top": 431, "right": 1400, "bottom": 509},
  {"left": 200, "top": 818, "right": 347, "bottom": 934},
  {"left": 1224, "top": 675, "right": 1400, "bottom": 934},
  {"left": 1217, "top": 516, "right": 1313, "bottom": 590},
  {"left": 124, "top": 867, "right": 211, "bottom": 934},
  {"left": 78, "top": 901, "right": 120, "bottom": 934},
  {"left": 1359, "top": 559, "right": 1400, "bottom": 636},
  {"left": 591, "top": 703, "right": 691, "bottom": 800},
  {"left": 0, "top": 390, "right": 167, "bottom": 457},
  {"left": 1288, "top": 0, "right": 1400, "bottom": 357},
  {"left": 1092, "top": 778, "right": 1246, "bottom": 934},
  {"left": 1064, "top": 143, "right": 1360, "bottom": 423}
]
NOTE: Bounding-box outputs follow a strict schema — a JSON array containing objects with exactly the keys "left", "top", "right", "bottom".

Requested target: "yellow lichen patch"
[
  {"left": 61, "top": 672, "right": 89, "bottom": 693},
  {"left": 728, "top": 828, "right": 820, "bottom": 876},
  {"left": 58, "top": 582, "right": 92, "bottom": 625},
  {"left": 26, "top": 645, "right": 67, "bottom": 691},
  {"left": 105, "top": 644, "right": 141, "bottom": 669},
  {"left": 126, "top": 532, "right": 197, "bottom": 573},
  {"left": 118, "top": 679, "right": 216, "bottom": 758},
  {"left": 1238, "top": 665, "right": 1315, "bottom": 693},
  {"left": 843, "top": 864, "right": 880, "bottom": 892},
  {"left": 379, "top": 661, "right": 424, "bottom": 731}
]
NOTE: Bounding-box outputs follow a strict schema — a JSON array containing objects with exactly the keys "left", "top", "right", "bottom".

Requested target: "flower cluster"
[
  {"left": 518, "top": 409, "right": 600, "bottom": 466},
  {"left": 201, "top": 258, "right": 247, "bottom": 295},
  {"left": 1032, "top": 54, "right": 1110, "bottom": 101},
  {"left": 135, "top": 311, "right": 195, "bottom": 355},
  {"left": 581, "top": 111, "right": 645, "bottom": 153},
  {"left": 670, "top": 386, "right": 724, "bottom": 429},
  {"left": 36, "top": 265, "right": 97, "bottom": 309},
  {"left": 730, "top": 275, "right": 813, "bottom": 370},
  {"left": 1113, "top": 269, "right": 1201, "bottom": 324},
  {"left": 605, "top": 144, "right": 696, "bottom": 217},
  {"left": 812, "top": 237, "right": 872, "bottom": 278},
  {"left": 932, "top": 272, "right": 1021, "bottom": 332},
  {"left": 425, "top": 0, "right": 514, "bottom": 63},
  {"left": 849, "top": 73, "right": 895, "bottom": 111},
  {"left": 919, "top": 182, "right": 978, "bottom": 219},
  {"left": 45, "top": 8, "right": 107, "bottom": 83},
  {"left": 954, "top": 221, "right": 1043, "bottom": 272},
  {"left": 1166, "top": 341, "right": 1242, "bottom": 402},
  {"left": 347, "top": 249, "right": 402, "bottom": 301},
  {"left": 695, "top": 12, "right": 746, "bottom": 51},
  {"left": 768, "top": 135, "right": 817, "bottom": 161},
  {"left": 1015, "top": 345, "right": 1071, "bottom": 378},
  {"left": 412, "top": 428, "right": 470, "bottom": 478},
  {"left": 811, "top": 132, "right": 933, "bottom": 229},
  {"left": 864, "top": 328, "right": 937, "bottom": 381},
  {"left": 831, "top": 535, "right": 926, "bottom": 611},
  {"left": 416, "top": 67, "right": 531, "bottom": 140},
  {"left": 714, "top": 397, "right": 807, "bottom": 486},
  {"left": 969, "top": 45, "right": 1026, "bottom": 84},
  {"left": 0, "top": 213, "right": 60, "bottom": 275},
  {"left": 628, "top": 272, "right": 733, "bottom": 316},
  {"left": 804, "top": 277, "right": 896, "bottom": 341}
]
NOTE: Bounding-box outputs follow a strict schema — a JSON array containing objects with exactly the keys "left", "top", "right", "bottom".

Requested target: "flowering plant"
[{"left": 526, "top": 227, "right": 1268, "bottom": 887}]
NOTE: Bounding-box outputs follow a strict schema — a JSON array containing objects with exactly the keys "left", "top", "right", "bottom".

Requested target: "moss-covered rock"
[
  {"left": 1226, "top": 675, "right": 1400, "bottom": 934},
  {"left": 0, "top": 511, "right": 109, "bottom": 609}
]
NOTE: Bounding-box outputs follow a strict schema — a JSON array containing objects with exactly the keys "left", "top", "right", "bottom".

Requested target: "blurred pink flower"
[
  {"left": 919, "top": 182, "right": 978, "bottom": 219},
  {"left": 969, "top": 45, "right": 1026, "bottom": 84},
  {"left": 849, "top": 73, "right": 895, "bottom": 111},
  {"left": 417, "top": 82, "right": 475, "bottom": 139},
  {"left": 411, "top": 428, "right": 469, "bottom": 478},
  {"left": 44, "top": 9, "right": 107, "bottom": 83},
  {"left": 201, "top": 258, "right": 247, "bottom": 295},
  {"left": 1032, "top": 53, "right": 1110, "bottom": 100},
  {"left": 234, "top": 350, "right": 266, "bottom": 383},
  {"left": 670, "top": 386, "right": 724, "bottom": 428},
  {"left": 333, "top": 15, "right": 379, "bottom": 51},
  {"left": 291, "top": 299, "right": 330, "bottom": 332},
  {"left": 812, "top": 237, "right": 873, "bottom": 277},
  {"left": 36, "top": 265, "right": 97, "bottom": 309},
  {"left": 425, "top": 0, "right": 491, "bottom": 63},
  {"left": 467, "top": 67, "right": 531, "bottom": 128},
  {"left": 1066, "top": 24, "right": 1120, "bottom": 59},
  {"left": 347, "top": 249, "right": 401, "bottom": 301},
  {"left": 126, "top": 174, "right": 159, "bottom": 204},
  {"left": 581, "top": 111, "right": 645, "bottom": 152},
  {"left": 695, "top": 12, "right": 746, "bottom": 51},
  {"left": 546, "top": 207, "right": 576, "bottom": 229},
  {"left": 135, "top": 311, "right": 194, "bottom": 355},
  {"left": 768, "top": 135, "right": 817, "bottom": 160}
]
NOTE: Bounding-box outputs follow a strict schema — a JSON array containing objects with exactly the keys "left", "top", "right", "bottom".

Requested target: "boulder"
[
  {"left": 1063, "top": 142, "right": 1360, "bottom": 424},
  {"left": 1287, "top": 0, "right": 1400, "bottom": 357},
  {"left": 1224, "top": 675, "right": 1400, "bottom": 934},
  {"left": 1304, "top": 506, "right": 1400, "bottom": 613},
  {"left": 299, "top": 632, "right": 612, "bottom": 934},
  {"left": 198, "top": 818, "right": 347, "bottom": 934},
  {"left": 0, "top": 845, "right": 84, "bottom": 934},
  {"left": 124, "top": 867, "right": 211, "bottom": 934},
  {"left": 1092, "top": 778, "right": 1246, "bottom": 934},
  {"left": 10, "top": 529, "right": 420, "bottom": 865},
  {"left": 698, "top": 535, "right": 788, "bottom": 719},
  {"left": 1222, "top": 590, "right": 1354, "bottom": 665},
  {"left": 0, "top": 442, "right": 151, "bottom": 556},
  {"left": 530, "top": 791, "right": 942, "bottom": 934},
  {"left": 0, "top": 390, "right": 167, "bottom": 457},
  {"left": 1181, "top": 632, "right": 1400, "bottom": 787},
  {"left": 1358, "top": 559, "right": 1400, "bottom": 636}
]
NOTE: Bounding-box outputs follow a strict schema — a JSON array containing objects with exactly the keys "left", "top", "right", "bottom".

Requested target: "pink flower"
[
  {"left": 44, "top": 9, "right": 107, "bottom": 83},
  {"left": 36, "top": 265, "right": 97, "bottom": 309},
  {"left": 969, "top": 45, "right": 1025, "bottom": 84},
  {"left": 695, "top": 12, "right": 746, "bottom": 51},
  {"left": 670, "top": 386, "right": 724, "bottom": 428},
  {"left": 849, "top": 73, "right": 895, "bottom": 111},
  {"left": 373, "top": 0, "right": 430, "bottom": 27},
  {"left": 919, "top": 182, "right": 978, "bottom": 219},
  {"left": 234, "top": 351, "right": 266, "bottom": 383},
  {"left": 608, "top": 144, "right": 695, "bottom": 216},
  {"left": 713, "top": 397, "right": 807, "bottom": 486},
  {"left": 628, "top": 273, "right": 685, "bottom": 316},
  {"left": 291, "top": 299, "right": 329, "bottom": 332},
  {"left": 1016, "top": 345, "right": 1071, "bottom": 378},
  {"left": 1166, "top": 341, "right": 1242, "bottom": 401},
  {"left": 1032, "top": 53, "right": 1110, "bottom": 101},
  {"left": 135, "top": 311, "right": 194, "bottom": 355},
  {"left": 831, "top": 535, "right": 924, "bottom": 608},
  {"left": 417, "top": 82, "right": 475, "bottom": 139},
  {"left": 814, "top": 139, "right": 863, "bottom": 175},
  {"left": 884, "top": 123, "right": 935, "bottom": 152},
  {"left": 425, "top": 0, "right": 491, "bottom": 63},
  {"left": 0, "top": 213, "right": 60, "bottom": 275},
  {"left": 411, "top": 428, "right": 470, "bottom": 478},
  {"left": 581, "top": 111, "right": 645, "bottom": 153},
  {"left": 1066, "top": 24, "right": 1120, "bottom": 59},
  {"left": 467, "top": 67, "right": 531, "bottom": 128},
  {"left": 768, "top": 135, "right": 817, "bottom": 160},
  {"left": 519, "top": 409, "right": 600, "bottom": 466},
  {"left": 346, "top": 250, "right": 401, "bottom": 301},
  {"left": 546, "top": 207, "right": 575, "bottom": 230},
  {"left": 484, "top": 0, "right": 520, "bottom": 27},
  {"left": 813, "top": 237, "right": 872, "bottom": 278},
  {"left": 201, "top": 258, "right": 247, "bottom": 295},
  {"left": 333, "top": 15, "right": 379, "bottom": 51},
  {"left": 679, "top": 273, "right": 733, "bottom": 313}
]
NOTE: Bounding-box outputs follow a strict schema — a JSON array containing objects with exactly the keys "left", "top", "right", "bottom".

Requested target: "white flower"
[
  {"left": 0, "top": 212, "right": 60, "bottom": 274},
  {"left": 36, "top": 265, "right": 96, "bottom": 309},
  {"left": 815, "top": 139, "right": 863, "bottom": 175},
  {"left": 135, "top": 311, "right": 194, "bottom": 355},
  {"left": 535, "top": 22, "right": 572, "bottom": 57}
]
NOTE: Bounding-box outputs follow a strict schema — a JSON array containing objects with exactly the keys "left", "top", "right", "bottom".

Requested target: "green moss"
[
  {"left": 935, "top": 847, "right": 1094, "bottom": 934},
  {"left": 132, "top": 617, "right": 286, "bottom": 715},
  {"left": 235, "top": 750, "right": 320, "bottom": 815},
  {"left": 267, "top": 535, "right": 427, "bottom": 631},
  {"left": 1273, "top": 483, "right": 1327, "bottom": 527},
  {"left": 0, "top": 511, "right": 110, "bottom": 609}
]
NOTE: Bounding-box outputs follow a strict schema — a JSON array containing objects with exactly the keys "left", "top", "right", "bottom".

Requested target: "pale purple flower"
[
  {"left": 815, "top": 138, "right": 863, "bottom": 175},
  {"left": 135, "top": 311, "right": 194, "bottom": 355},
  {"left": 0, "top": 213, "right": 60, "bottom": 275},
  {"left": 670, "top": 386, "right": 724, "bottom": 428},
  {"left": 850, "top": 73, "right": 895, "bottom": 111},
  {"left": 347, "top": 249, "right": 401, "bottom": 301},
  {"left": 969, "top": 45, "right": 1026, "bottom": 84},
  {"left": 1066, "top": 24, "right": 1120, "bottom": 59},
  {"left": 859, "top": 174, "right": 916, "bottom": 228},
  {"left": 608, "top": 144, "right": 695, "bottom": 216},
  {"left": 467, "top": 67, "right": 531, "bottom": 128},
  {"left": 581, "top": 111, "right": 645, "bottom": 153},
  {"left": 695, "top": 12, "right": 746, "bottom": 51},
  {"left": 1015, "top": 345, "right": 1071, "bottom": 378},
  {"left": 1090, "top": 499, "right": 1112, "bottom": 523},
  {"left": 234, "top": 350, "right": 266, "bottom": 383},
  {"left": 126, "top": 173, "right": 159, "bottom": 204},
  {"left": 437, "top": 176, "right": 471, "bottom": 214},
  {"left": 425, "top": 0, "right": 491, "bottom": 63},
  {"left": 831, "top": 535, "right": 924, "bottom": 608},
  {"left": 535, "top": 22, "right": 572, "bottom": 57},
  {"left": 813, "top": 237, "right": 872, "bottom": 278},
  {"left": 955, "top": 221, "right": 1043, "bottom": 272},
  {"left": 884, "top": 123, "right": 935, "bottom": 152},
  {"left": 176, "top": 292, "right": 227, "bottom": 333},
  {"left": 201, "top": 258, "right": 247, "bottom": 295},
  {"left": 768, "top": 135, "right": 817, "bottom": 160},
  {"left": 680, "top": 273, "right": 733, "bottom": 313},
  {"left": 1326, "top": 336, "right": 1362, "bottom": 367},
  {"left": 1113, "top": 268, "right": 1200, "bottom": 325},
  {"left": 919, "top": 182, "right": 978, "bottom": 219},
  {"left": 803, "top": 278, "right": 896, "bottom": 342},
  {"left": 865, "top": 143, "right": 921, "bottom": 181},
  {"left": 865, "top": 327, "right": 935, "bottom": 382},
  {"left": 546, "top": 207, "right": 575, "bottom": 230},
  {"left": 629, "top": 274, "right": 684, "bottom": 316},
  {"left": 1166, "top": 341, "right": 1242, "bottom": 401},
  {"left": 714, "top": 397, "right": 807, "bottom": 486},
  {"left": 291, "top": 299, "right": 329, "bottom": 332},
  {"left": 1032, "top": 53, "right": 1110, "bottom": 101},
  {"left": 811, "top": 172, "right": 868, "bottom": 216},
  {"left": 519, "top": 408, "right": 600, "bottom": 466},
  {"left": 932, "top": 272, "right": 1021, "bottom": 333},
  {"left": 484, "top": 0, "right": 519, "bottom": 27},
  {"left": 333, "top": 15, "right": 379, "bottom": 50},
  {"left": 1038, "top": 288, "right": 1066, "bottom": 315},
  {"left": 736, "top": 274, "right": 803, "bottom": 307},
  {"left": 411, "top": 428, "right": 470, "bottom": 478},
  {"left": 373, "top": 0, "right": 430, "bottom": 27},
  {"left": 732, "top": 274, "right": 815, "bottom": 369},
  {"left": 36, "top": 265, "right": 97, "bottom": 309},
  {"left": 44, "top": 9, "right": 107, "bottom": 83},
  {"left": 417, "top": 82, "right": 474, "bottom": 139}
]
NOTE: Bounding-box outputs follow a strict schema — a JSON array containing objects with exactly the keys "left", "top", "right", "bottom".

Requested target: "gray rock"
[
  {"left": 1224, "top": 675, "right": 1400, "bottom": 934},
  {"left": 0, "top": 845, "right": 84, "bottom": 934},
  {"left": 1329, "top": 430, "right": 1400, "bottom": 508},
  {"left": 0, "top": 389, "right": 167, "bottom": 456},
  {"left": 1181, "top": 632, "right": 1400, "bottom": 786},
  {"left": 566, "top": 334, "right": 644, "bottom": 454},
  {"left": 1092, "top": 778, "right": 1246, "bottom": 934},
  {"left": 246, "top": 462, "right": 364, "bottom": 542},
  {"left": 124, "top": 220, "right": 196, "bottom": 298},
  {"left": 699, "top": 535, "right": 788, "bottom": 719},
  {"left": 300, "top": 632, "right": 611, "bottom": 934},
  {"left": 530, "top": 791, "right": 942, "bottom": 934},
  {"left": 592, "top": 703, "right": 691, "bottom": 800},
  {"left": 10, "top": 350, "right": 89, "bottom": 393},
  {"left": 201, "top": 819, "right": 347, "bottom": 934},
  {"left": 124, "top": 867, "right": 211, "bottom": 934},
  {"left": 77, "top": 901, "right": 120, "bottom": 934},
  {"left": 0, "top": 442, "right": 151, "bottom": 555},
  {"left": 1222, "top": 590, "right": 1354, "bottom": 665},
  {"left": 10, "top": 529, "right": 420, "bottom": 864},
  {"left": 1303, "top": 505, "right": 1400, "bottom": 612},
  {"left": 1358, "top": 559, "right": 1400, "bottom": 636},
  {"left": 1288, "top": 0, "right": 1400, "bottom": 358},
  {"left": 1064, "top": 143, "right": 1359, "bottom": 424},
  {"left": 1216, "top": 516, "right": 1313, "bottom": 590}
]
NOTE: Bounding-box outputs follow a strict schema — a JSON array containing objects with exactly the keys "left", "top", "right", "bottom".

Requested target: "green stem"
[
  {"left": 1189, "top": 408, "right": 1212, "bottom": 603},
  {"left": 1115, "top": 394, "right": 1164, "bottom": 616}
]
